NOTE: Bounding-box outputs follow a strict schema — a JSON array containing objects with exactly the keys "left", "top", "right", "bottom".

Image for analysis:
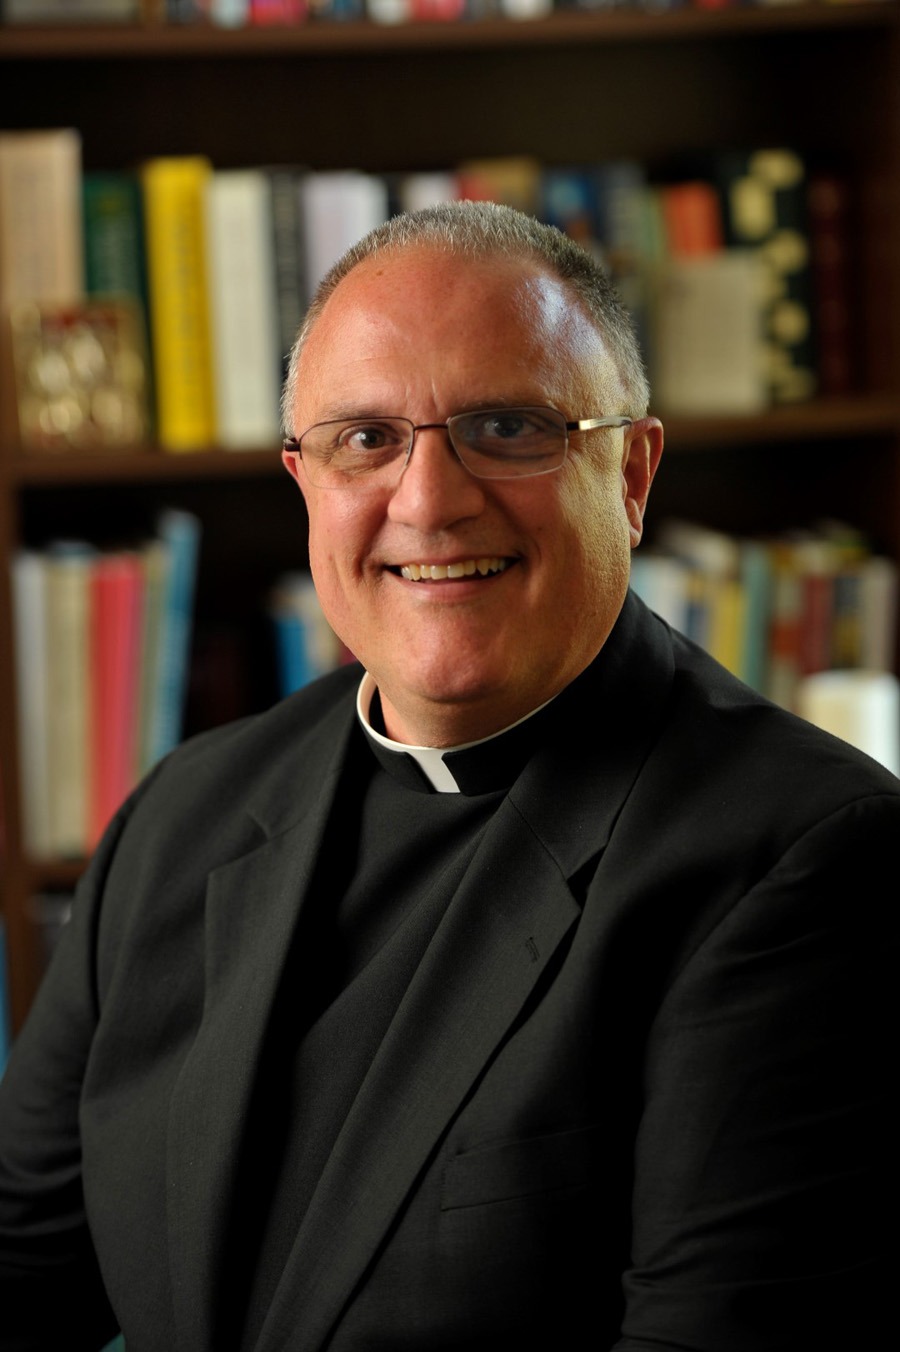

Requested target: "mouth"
[{"left": 392, "top": 557, "right": 513, "bottom": 582}]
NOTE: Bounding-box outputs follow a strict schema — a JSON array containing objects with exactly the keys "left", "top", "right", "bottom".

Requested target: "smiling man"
[
  {"left": 1, "top": 202, "right": 897, "bottom": 1352},
  {"left": 282, "top": 238, "right": 660, "bottom": 745}
]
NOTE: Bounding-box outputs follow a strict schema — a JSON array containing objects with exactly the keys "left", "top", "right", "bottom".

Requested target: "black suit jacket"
[{"left": 1, "top": 594, "right": 898, "bottom": 1351}]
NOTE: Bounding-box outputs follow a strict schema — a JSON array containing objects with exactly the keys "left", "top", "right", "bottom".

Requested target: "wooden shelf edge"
[
  {"left": 0, "top": 445, "right": 286, "bottom": 486},
  {"left": 1, "top": 397, "right": 897, "bottom": 482},
  {"left": 662, "top": 395, "right": 900, "bottom": 450},
  {"left": 0, "top": 3, "right": 896, "bottom": 61}
]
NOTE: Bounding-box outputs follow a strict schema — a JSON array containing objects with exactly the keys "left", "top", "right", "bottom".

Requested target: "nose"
[{"left": 387, "top": 425, "right": 487, "bottom": 532}]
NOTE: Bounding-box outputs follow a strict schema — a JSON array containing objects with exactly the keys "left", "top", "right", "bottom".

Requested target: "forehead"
[{"left": 293, "top": 246, "right": 615, "bottom": 422}]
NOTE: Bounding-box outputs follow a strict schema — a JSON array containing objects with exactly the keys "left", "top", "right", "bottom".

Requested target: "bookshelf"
[{"left": 1, "top": 4, "right": 899, "bottom": 1031}]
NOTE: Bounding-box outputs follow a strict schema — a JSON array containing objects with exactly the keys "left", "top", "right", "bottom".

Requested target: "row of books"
[
  {"left": 0, "top": 129, "right": 852, "bottom": 456},
  {"left": 631, "top": 519, "right": 898, "bottom": 714},
  {"left": 11, "top": 509, "right": 201, "bottom": 860},
  {"left": 1, "top": 0, "right": 873, "bottom": 29}
]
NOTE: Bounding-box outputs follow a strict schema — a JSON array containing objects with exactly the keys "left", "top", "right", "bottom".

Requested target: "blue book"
[{"left": 147, "top": 510, "right": 202, "bottom": 766}]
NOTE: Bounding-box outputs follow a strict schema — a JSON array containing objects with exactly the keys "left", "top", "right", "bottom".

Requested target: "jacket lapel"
[{"left": 166, "top": 691, "right": 358, "bottom": 1352}]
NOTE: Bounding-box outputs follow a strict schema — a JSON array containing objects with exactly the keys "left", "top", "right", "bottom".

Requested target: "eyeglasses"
[{"left": 283, "top": 407, "right": 633, "bottom": 489}]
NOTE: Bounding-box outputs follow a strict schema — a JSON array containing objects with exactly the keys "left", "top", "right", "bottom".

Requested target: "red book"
[
  {"left": 250, "top": 0, "right": 307, "bottom": 23},
  {"left": 88, "top": 553, "right": 144, "bottom": 851},
  {"left": 807, "top": 169, "right": 855, "bottom": 397}
]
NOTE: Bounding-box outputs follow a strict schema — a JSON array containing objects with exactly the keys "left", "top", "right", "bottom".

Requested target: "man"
[{"left": 1, "top": 202, "right": 897, "bottom": 1351}]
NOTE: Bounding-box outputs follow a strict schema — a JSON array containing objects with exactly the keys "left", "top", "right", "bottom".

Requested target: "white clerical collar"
[{"left": 356, "top": 671, "right": 555, "bottom": 793}]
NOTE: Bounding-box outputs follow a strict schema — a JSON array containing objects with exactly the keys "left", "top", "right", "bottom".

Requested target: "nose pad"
[
  {"left": 387, "top": 426, "right": 485, "bottom": 527},
  {"left": 395, "top": 425, "right": 467, "bottom": 484}
]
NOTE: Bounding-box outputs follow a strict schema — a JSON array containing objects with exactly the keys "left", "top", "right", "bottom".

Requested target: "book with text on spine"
[{"left": 142, "top": 156, "right": 216, "bottom": 452}]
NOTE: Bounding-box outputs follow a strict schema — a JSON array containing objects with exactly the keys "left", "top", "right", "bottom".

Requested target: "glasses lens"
[
  {"left": 448, "top": 407, "right": 567, "bottom": 478},
  {"left": 300, "top": 418, "right": 412, "bottom": 487}
]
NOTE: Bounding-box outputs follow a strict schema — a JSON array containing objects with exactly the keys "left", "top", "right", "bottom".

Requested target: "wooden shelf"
[{"left": 0, "top": 3, "right": 895, "bottom": 61}]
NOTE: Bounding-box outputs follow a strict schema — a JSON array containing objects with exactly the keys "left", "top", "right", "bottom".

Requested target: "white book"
[
  {"left": 300, "top": 170, "right": 390, "bottom": 300},
  {"left": 0, "top": 128, "right": 84, "bottom": 308},
  {"left": 649, "top": 250, "right": 768, "bottom": 416},
  {"left": 365, "top": 0, "right": 410, "bottom": 22},
  {"left": 499, "top": 0, "right": 553, "bottom": 17},
  {"left": 44, "top": 543, "right": 93, "bottom": 858},
  {"left": 11, "top": 551, "right": 52, "bottom": 858},
  {"left": 860, "top": 554, "right": 899, "bottom": 674},
  {"left": 396, "top": 172, "right": 459, "bottom": 215},
  {"left": 205, "top": 169, "right": 282, "bottom": 449}
]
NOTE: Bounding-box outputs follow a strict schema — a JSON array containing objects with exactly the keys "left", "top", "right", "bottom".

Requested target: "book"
[
  {"left": 365, "top": 0, "right": 411, "bottom": 21},
  {"left": 456, "top": 156, "right": 542, "bottom": 216},
  {"left": 141, "top": 156, "right": 217, "bottom": 451},
  {"left": 250, "top": 0, "right": 308, "bottom": 22},
  {"left": 410, "top": 0, "right": 465, "bottom": 17},
  {"left": 715, "top": 148, "right": 818, "bottom": 405},
  {"left": 0, "top": 129, "right": 84, "bottom": 307},
  {"left": 269, "top": 572, "right": 346, "bottom": 697},
  {"left": 1, "top": 0, "right": 139, "bottom": 19},
  {"left": 649, "top": 250, "right": 768, "bottom": 415},
  {"left": 266, "top": 166, "right": 308, "bottom": 386},
  {"left": 82, "top": 170, "right": 149, "bottom": 326},
  {"left": 205, "top": 169, "right": 282, "bottom": 448},
  {"left": 658, "top": 180, "right": 723, "bottom": 258},
  {"left": 145, "top": 509, "right": 202, "bottom": 767},
  {"left": 44, "top": 543, "right": 94, "bottom": 858},
  {"left": 11, "top": 552, "right": 53, "bottom": 859},
  {"left": 0, "top": 128, "right": 84, "bottom": 439},
  {"left": 807, "top": 169, "right": 855, "bottom": 397},
  {"left": 395, "top": 171, "right": 459, "bottom": 215},
  {"left": 540, "top": 165, "right": 605, "bottom": 261},
  {"left": 88, "top": 551, "right": 145, "bottom": 850},
  {"left": 299, "top": 170, "right": 390, "bottom": 298}
]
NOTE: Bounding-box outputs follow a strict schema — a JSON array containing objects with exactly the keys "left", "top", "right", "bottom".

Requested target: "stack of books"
[
  {"left": 11, "top": 509, "right": 201, "bottom": 859},
  {"left": 631, "top": 518, "right": 898, "bottom": 713}
]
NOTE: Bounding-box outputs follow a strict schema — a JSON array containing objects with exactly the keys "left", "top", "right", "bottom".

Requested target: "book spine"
[
  {"left": 807, "top": 169, "right": 855, "bottom": 398},
  {"left": 11, "top": 552, "right": 53, "bottom": 859},
  {"left": 44, "top": 545, "right": 94, "bottom": 858},
  {"left": 88, "top": 553, "right": 144, "bottom": 851},
  {"left": 205, "top": 169, "right": 282, "bottom": 448},
  {"left": 141, "top": 156, "right": 216, "bottom": 451},
  {"left": 267, "top": 167, "right": 308, "bottom": 386},
  {"left": 147, "top": 510, "right": 202, "bottom": 765}
]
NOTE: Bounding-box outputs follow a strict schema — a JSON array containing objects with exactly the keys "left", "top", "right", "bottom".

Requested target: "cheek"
[{"left": 556, "top": 460, "right": 631, "bottom": 580}]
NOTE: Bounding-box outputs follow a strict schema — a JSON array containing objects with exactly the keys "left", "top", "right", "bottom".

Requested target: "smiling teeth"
[{"left": 400, "top": 558, "right": 509, "bottom": 582}]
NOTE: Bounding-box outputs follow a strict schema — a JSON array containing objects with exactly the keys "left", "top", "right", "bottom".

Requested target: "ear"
[
  {"left": 621, "top": 416, "right": 664, "bottom": 548},
  {"left": 282, "top": 447, "right": 303, "bottom": 489}
]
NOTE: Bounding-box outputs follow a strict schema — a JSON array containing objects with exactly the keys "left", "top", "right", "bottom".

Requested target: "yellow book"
[{"left": 142, "top": 155, "right": 216, "bottom": 451}]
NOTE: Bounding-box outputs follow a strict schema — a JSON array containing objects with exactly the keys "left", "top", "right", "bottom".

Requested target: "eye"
[
  {"left": 460, "top": 408, "right": 562, "bottom": 457},
  {"left": 337, "top": 422, "right": 404, "bottom": 454}
]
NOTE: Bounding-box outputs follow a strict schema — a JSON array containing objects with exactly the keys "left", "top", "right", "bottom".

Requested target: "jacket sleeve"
[
  {"left": 0, "top": 798, "right": 139, "bottom": 1352},
  {"left": 612, "top": 790, "right": 899, "bottom": 1352}
]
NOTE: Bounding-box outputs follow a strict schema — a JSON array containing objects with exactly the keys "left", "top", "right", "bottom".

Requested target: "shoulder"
[
  {"left": 621, "top": 597, "right": 900, "bottom": 869},
  {"left": 103, "top": 663, "right": 362, "bottom": 865}
]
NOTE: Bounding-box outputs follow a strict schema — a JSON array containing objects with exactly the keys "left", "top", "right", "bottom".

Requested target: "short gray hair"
[{"left": 281, "top": 199, "right": 649, "bottom": 433}]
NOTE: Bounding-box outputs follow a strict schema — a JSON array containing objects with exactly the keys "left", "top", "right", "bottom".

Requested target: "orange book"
[{"left": 660, "top": 181, "right": 723, "bottom": 258}]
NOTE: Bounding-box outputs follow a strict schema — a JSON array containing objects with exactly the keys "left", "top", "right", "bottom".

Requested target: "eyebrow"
[{"left": 306, "top": 397, "right": 560, "bottom": 424}]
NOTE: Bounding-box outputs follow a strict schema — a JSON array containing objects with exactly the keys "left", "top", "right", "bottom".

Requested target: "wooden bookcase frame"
[{"left": 1, "top": 4, "right": 899, "bottom": 1031}]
